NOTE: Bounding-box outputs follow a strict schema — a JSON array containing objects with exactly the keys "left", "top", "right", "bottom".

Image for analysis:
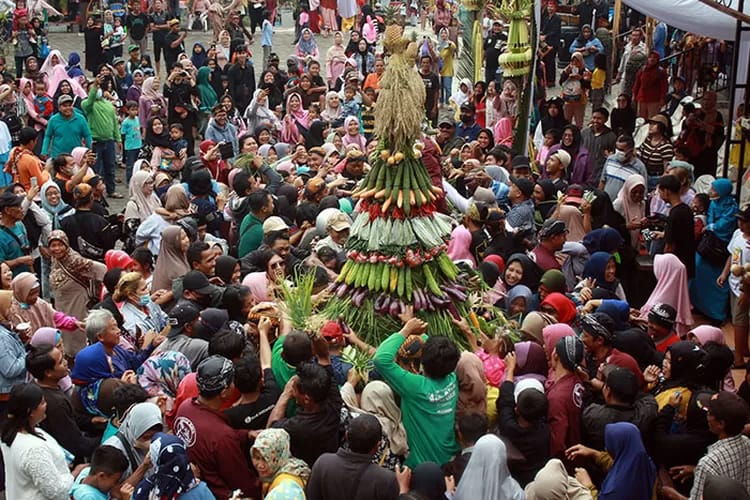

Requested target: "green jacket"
[
  {"left": 373, "top": 332, "right": 459, "bottom": 467},
  {"left": 238, "top": 212, "right": 264, "bottom": 257},
  {"left": 81, "top": 86, "right": 121, "bottom": 142}
]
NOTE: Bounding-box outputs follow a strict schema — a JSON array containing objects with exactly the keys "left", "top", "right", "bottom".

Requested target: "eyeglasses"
[{"left": 271, "top": 261, "right": 285, "bottom": 269}]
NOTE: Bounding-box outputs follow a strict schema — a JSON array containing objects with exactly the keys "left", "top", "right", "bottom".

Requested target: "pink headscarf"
[
  {"left": 689, "top": 325, "right": 725, "bottom": 345},
  {"left": 30, "top": 327, "right": 73, "bottom": 394},
  {"left": 542, "top": 323, "right": 576, "bottom": 360},
  {"left": 614, "top": 174, "right": 646, "bottom": 249},
  {"left": 48, "top": 65, "right": 87, "bottom": 98},
  {"left": 280, "top": 93, "right": 310, "bottom": 144},
  {"left": 242, "top": 271, "right": 271, "bottom": 303},
  {"left": 342, "top": 116, "right": 366, "bottom": 151},
  {"left": 493, "top": 117, "right": 514, "bottom": 147},
  {"left": 446, "top": 225, "right": 476, "bottom": 267},
  {"left": 639, "top": 254, "right": 694, "bottom": 338},
  {"left": 19, "top": 78, "right": 41, "bottom": 128},
  {"left": 542, "top": 323, "right": 576, "bottom": 383}
]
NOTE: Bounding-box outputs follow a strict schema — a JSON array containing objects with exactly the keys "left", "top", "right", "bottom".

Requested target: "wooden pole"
[{"left": 611, "top": 0, "right": 622, "bottom": 87}]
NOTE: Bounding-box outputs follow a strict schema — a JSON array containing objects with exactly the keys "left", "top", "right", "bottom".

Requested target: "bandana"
[
  {"left": 581, "top": 312, "right": 614, "bottom": 342},
  {"left": 556, "top": 336, "right": 584, "bottom": 371},
  {"left": 196, "top": 355, "right": 234, "bottom": 393}
]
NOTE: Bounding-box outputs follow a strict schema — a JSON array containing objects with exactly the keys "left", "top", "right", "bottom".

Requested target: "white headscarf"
[
  {"left": 124, "top": 170, "right": 162, "bottom": 222},
  {"left": 451, "top": 78, "right": 473, "bottom": 109},
  {"left": 525, "top": 459, "right": 594, "bottom": 499},
  {"left": 454, "top": 434, "right": 524, "bottom": 500}
]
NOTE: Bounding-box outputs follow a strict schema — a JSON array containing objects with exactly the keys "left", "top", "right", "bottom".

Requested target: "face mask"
[
  {"left": 139, "top": 294, "right": 151, "bottom": 306},
  {"left": 197, "top": 295, "right": 211, "bottom": 307},
  {"left": 613, "top": 150, "right": 627, "bottom": 162},
  {"left": 460, "top": 114, "right": 473, "bottom": 124}
]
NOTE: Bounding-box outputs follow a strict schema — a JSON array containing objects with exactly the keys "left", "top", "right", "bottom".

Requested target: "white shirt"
[
  {"left": 727, "top": 228, "right": 749, "bottom": 297},
  {"left": 1, "top": 428, "right": 74, "bottom": 500}
]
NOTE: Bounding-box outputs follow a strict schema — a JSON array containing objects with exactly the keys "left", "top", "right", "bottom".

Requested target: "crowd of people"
[{"left": 0, "top": 0, "right": 748, "bottom": 498}]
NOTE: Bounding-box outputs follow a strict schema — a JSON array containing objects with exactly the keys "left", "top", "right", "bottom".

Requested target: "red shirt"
[
  {"left": 173, "top": 398, "right": 259, "bottom": 500},
  {"left": 532, "top": 244, "right": 562, "bottom": 271},
  {"left": 654, "top": 333, "right": 681, "bottom": 353},
  {"left": 168, "top": 373, "right": 239, "bottom": 428},
  {"left": 546, "top": 373, "right": 584, "bottom": 460}
]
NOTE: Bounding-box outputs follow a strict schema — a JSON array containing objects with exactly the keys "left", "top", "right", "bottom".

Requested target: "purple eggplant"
[
  {"left": 444, "top": 286, "right": 467, "bottom": 302},
  {"left": 389, "top": 300, "right": 401, "bottom": 316},
  {"left": 431, "top": 294, "right": 450, "bottom": 309},
  {"left": 352, "top": 289, "right": 364, "bottom": 307},
  {"left": 424, "top": 293, "right": 435, "bottom": 312},
  {"left": 415, "top": 289, "right": 427, "bottom": 311},
  {"left": 374, "top": 293, "right": 387, "bottom": 312},
  {"left": 382, "top": 295, "right": 393, "bottom": 313},
  {"left": 447, "top": 302, "right": 461, "bottom": 321},
  {"left": 336, "top": 283, "right": 349, "bottom": 298},
  {"left": 412, "top": 289, "right": 423, "bottom": 310}
]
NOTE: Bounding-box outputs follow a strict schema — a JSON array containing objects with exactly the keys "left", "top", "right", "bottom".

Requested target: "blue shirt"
[
  {"left": 456, "top": 122, "right": 482, "bottom": 142},
  {"left": 70, "top": 468, "right": 108, "bottom": 500},
  {"left": 120, "top": 116, "right": 143, "bottom": 151},
  {"left": 261, "top": 19, "right": 273, "bottom": 47},
  {"left": 569, "top": 37, "right": 605, "bottom": 71},
  {"left": 41, "top": 112, "right": 93, "bottom": 158},
  {"left": 0, "top": 222, "right": 30, "bottom": 275}
]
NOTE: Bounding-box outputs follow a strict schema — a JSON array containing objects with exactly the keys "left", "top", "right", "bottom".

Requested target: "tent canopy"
[{"left": 622, "top": 0, "right": 744, "bottom": 39}]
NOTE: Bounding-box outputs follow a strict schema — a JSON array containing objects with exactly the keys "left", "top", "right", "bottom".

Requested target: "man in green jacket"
[
  {"left": 238, "top": 188, "right": 273, "bottom": 257},
  {"left": 373, "top": 313, "right": 461, "bottom": 467},
  {"left": 41, "top": 95, "right": 92, "bottom": 159},
  {"left": 82, "top": 74, "right": 122, "bottom": 198}
]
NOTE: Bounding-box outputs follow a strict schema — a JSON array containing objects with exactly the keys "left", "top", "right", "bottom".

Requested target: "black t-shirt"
[
  {"left": 150, "top": 11, "right": 170, "bottom": 42},
  {"left": 126, "top": 13, "right": 150, "bottom": 41},
  {"left": 420, "top": 71, "right": 439, "bottom": 116},
  {"left": 665, "top": 202, "right": 696, "bottom": 278},
  {"left": 164, "top": 31, "right": 183, "bottom": 67},
  {"left": 224, "top": 369, "right": 282, "bottom": 430}
]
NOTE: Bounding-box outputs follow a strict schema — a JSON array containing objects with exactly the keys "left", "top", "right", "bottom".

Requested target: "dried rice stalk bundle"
[{"left": 375, "top": 41, "right": 426, "bottom": 151}]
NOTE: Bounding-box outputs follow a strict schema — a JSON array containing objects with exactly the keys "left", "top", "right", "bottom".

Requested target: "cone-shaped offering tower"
[{"left": 325, "top": 18, "right": 473, "bottom": 346}]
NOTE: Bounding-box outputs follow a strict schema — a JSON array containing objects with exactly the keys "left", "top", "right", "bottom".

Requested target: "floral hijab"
[
  {"left": 251, "top": 428, "right": 311, "bottom": 482},
  {"left": 136, "top": 351, "right": 192, "bottom": 398}
]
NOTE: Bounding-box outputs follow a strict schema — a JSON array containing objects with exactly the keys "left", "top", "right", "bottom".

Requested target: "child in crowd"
[
  {"left": 169, "top": 123, "right": 189, "bottom": 159},
  {"left": 535, "top": 128, "right": 561, "bottom": 173},
  {"left": 308, "top": 102, "right": 321, "bottom": 121},
  {"left": 341, "top": 85, "right": 360, "bottom": 120},
  {"left": 261, "top": 10, "right": 274, "bottom": 68},
  {"left": 590, "top": 53, "right": 607, "bottom": 111},
  {"left": 691, "top": 192, "right": 709, "bottom": 239},
  {"left": 320, "top": 320, "right": 353, "bottom": 386},
  {"left": 70, "top": 445, "right": 132, "bottom": 499},
  {"left": 120, "top": 101, "right": 143, "bottom": 184},
  {"left": 33, "top": 80, "right": 53, "bottom": 124},
  {"left": 360, "top": 87, "right": 376, "bottom": 141}
]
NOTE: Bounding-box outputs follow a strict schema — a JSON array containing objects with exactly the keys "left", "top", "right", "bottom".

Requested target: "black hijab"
[
  {"left": 146, "top": 117, "right": 171, "bottom": 148},
  {"left": 536, "top": 180, "right": 557, "bottom": 219},
  {"left": 214, "top": 255, "right": 238, "bottom": 285},
  {"left": 503, "top": 253, "right": 542, "bottom": 290},
  {"left": 540, "top": 97, "right": 568, "bottom": 135},
  {"left": 306, "top": 120, "right": 327, "bottom": 148}
]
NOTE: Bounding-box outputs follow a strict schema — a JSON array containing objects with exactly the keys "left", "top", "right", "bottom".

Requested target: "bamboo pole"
[{"left": 611, "top": 0, "right": 622, "bottom": 88}]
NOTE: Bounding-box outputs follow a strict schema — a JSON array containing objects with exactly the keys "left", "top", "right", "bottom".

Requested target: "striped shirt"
[
  {"left": 600, "top": 156, "right": 648, "bottom": 201},
  {"left": 638, "top": 138, "right": 674, "bottom": 176}
]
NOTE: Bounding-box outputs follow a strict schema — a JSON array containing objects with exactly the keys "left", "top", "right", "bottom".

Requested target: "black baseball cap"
[
  {"left": 0, "top": 191, "right": 23, "bottom": 208},
  {"left": 510, "top": 176, "right": 534, "bottom": 199},
  {"left": 168, "top": 301, "right": 201, "bottom": 337},
  {"left": 193, "top": 308, "right": 230, "bottom": 340},
  {"left": 183, "top": 271, "right": 213, "bottom": 295}
]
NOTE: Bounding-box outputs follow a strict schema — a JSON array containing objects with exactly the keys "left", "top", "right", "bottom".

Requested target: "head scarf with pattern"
[
  {"left": 48, "top": 230, "right": 95, "bottom": 291},
  {"left": 133, "top": 433, "right": 200, "bottom": 500},
  {"left": 251, "top": 428, "right": 311, "bottom": 482},
  {"left": 137, "top": 351, "right": 192, "bottom": 398}
]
